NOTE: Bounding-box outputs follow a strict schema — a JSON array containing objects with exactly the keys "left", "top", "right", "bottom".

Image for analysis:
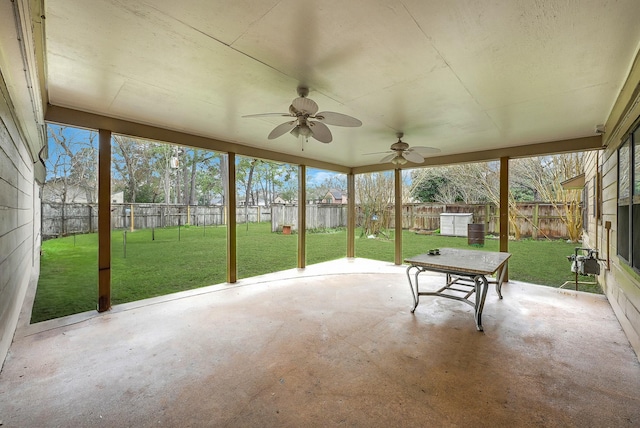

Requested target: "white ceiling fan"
[
  {"left": 242, "top": 86, "right": 362, "bottom": 144},
  {"left": 370, "top": 132, "right": 440, "bottom": 166}
]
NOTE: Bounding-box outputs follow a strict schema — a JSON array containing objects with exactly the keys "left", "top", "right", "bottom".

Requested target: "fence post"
[
  {"left": 485, "top": 204, "right": 491, "bottom": 234},
  {"left": 61, "top": 202, "right": 66, "bottom": 236},
  {"left": 532, "top": 203, "right": 539, "bottom": 239},
  {"left": 130, "top": 204, "right": 134, "bottom": 232},
  {"left": 409, "top": 205, "right": 414, "bottom": 230}
]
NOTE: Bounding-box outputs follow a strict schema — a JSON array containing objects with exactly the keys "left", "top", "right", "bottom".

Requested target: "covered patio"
[
  {"left": 1, "top": 259, "right": 639, "bottom": 426},
  {"left": 2, "top": 1, "right": 640, "bottom": 425}
]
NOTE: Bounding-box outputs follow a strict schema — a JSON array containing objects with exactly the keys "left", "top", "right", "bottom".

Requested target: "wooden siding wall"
[
  {"left": 586, "top": 144, "right": 640, "bottom": 358},
  {"left": 584, "top": 49, "right": 640, "bottom": 359},
  {"left": 0, "top": 74, "right": 41, "bottom": 369}
]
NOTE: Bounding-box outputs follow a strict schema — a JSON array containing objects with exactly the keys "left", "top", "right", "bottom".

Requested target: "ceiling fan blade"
[
  {"left": 363, "top": 150, "right": 393, "bottom": 156},
  {"left": 309, "top": 121, "right": 332, "bottom": 143},
  {"left": 268, "top": 121, "right": 297, "bottom": 139},
  {"left": 315, "top": 111, "right": 362, "bottom": 127},
  {"left": 410, "top": 146, "right": 441, "bottom": 155},
  {"left": 379, "top": 153, "right": 396, "bottom": 163},
  {"left": 403, "top": 150, "right": 424, "bottom": 163},
  {"left": 291, "top": 97, "right": 319, "bottom": 115},
  {"left": 242, "top": 113, "right": 292, "bottom": 118}
]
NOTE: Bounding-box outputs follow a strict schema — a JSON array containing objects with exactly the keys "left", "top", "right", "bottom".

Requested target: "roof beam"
[
  {"left": 46, "top": 105, "right": 603, "bottom": 174},
  {"left": 352, "top": 135, "right": 603, "bottom": 174},
  {"left": 45, "top": 105, "right": 351, "bottom": 174}
]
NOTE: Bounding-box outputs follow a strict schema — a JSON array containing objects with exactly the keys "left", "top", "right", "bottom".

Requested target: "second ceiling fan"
[
  {"left": 372, "top": 132, "right": 440, "bottom": 165},
  {"left": 243, "top": 86, "right": 362, "bottom": 144}
]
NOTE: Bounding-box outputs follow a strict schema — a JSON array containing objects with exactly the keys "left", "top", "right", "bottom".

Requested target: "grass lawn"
[{"left": 32, "top": 223, "right": 598, "bottom": 323}]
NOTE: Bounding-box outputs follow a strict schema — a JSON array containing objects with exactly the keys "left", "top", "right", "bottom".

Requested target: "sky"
[
  {"left": 46, "top": 124, "right": 408, "bottom": 188},
  {"left": 47, "top": 124, "right": 344, "bottom": 186}
]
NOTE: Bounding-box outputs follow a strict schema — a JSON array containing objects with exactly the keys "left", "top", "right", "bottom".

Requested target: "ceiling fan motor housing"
[
  {"left": 391, "top": 140, "right": 409, "bottom": 151},
  {"left": 244, "top": 85, "right": 360, "bottom": 144},
  {"left": 297, "top": 86, "right": 310, "bottom": 98}
]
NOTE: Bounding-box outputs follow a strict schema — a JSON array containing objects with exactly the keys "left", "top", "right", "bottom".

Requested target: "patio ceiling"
[{"left": 42, "top": 0, "right": 640, "bottom": 170}]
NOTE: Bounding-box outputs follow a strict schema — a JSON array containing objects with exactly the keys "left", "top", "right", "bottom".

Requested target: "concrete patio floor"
[{"left": 1, "top": 258, "right": 639, "bottom": 427}]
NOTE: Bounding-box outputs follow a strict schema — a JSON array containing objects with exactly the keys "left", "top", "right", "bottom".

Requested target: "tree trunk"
[
  {"left": 189, "top": 154, "right": 197, "bottom": 205},
  {"left": 244, "top": 160, "right": 256, "bottom": 226},
  {"left": 61, "top": 184, "right": 67, "bottom": 236},
  {"left": 182, "top": 157, "right": 189, "bottom": 205},
  {"left": 164, "top": 161, "right": 171, "bottom": 204},
  {"left": 220, "top": 155, "right": 228, "bottom": 206}
]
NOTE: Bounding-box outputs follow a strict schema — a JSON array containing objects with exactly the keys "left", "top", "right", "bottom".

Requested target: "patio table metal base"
[
  {"left": 405, "top": 248, "right": 511, "bottom": 331},
  {"left": 407, "top": 267, "right": 490, "bottom": 331}
]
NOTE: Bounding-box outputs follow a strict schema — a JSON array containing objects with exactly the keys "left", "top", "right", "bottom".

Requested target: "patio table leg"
[
  {"left": 495, "top": 263, "right": 508, "bottom": 299},
  {"left": 473, "top": 275, "right": 489, "bottom": 331},
  {"left": 406, "top": 265, "right": 420, "bottom": 313}
]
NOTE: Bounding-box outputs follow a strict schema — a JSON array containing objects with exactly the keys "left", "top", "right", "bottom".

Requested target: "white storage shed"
[{"left": 439, "top": 213, "right": 473, "bottom": 237}]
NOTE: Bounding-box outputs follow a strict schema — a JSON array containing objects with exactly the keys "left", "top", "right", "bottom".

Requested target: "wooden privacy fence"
[
  {"left": 271, "top": 202, "right": 575, "bottom": 239},
  {"left": 42, "top": 202, "right": 575, "bottom": 240},
  {"left": 41, "top": 203, "right": 271, "bottom": 239},
  {"left": 401, "top": 203, "right": 572, "bottom": 239},
  {"left": 271, "top": 204, "right": 348, "bottom": 232},
  {"left": 42, "top": 203, "right": 97, "bottom": 239}
]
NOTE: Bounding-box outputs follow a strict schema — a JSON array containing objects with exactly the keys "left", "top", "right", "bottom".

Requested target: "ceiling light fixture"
[
  {"left": 291, "top": 123, "right": 312, "bottom": 151},
  {"left": 391, "top": 155, "right": 407, "bottom": 166},
  {"left": 298, "top": 123, "right": 312, "bottom": 138},
  {"left": 290, "top": 122, "right": 312, "bottom": 141}
]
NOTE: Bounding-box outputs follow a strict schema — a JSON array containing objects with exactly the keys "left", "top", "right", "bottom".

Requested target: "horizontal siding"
[
  {"left": 0, "top": 235, "right": 31, "bottom": 317},
  {"left": 590, "top": 121, "right": 640, "bottom": 359},
  {"left": 0, "top": 68, "right": 39, "bottom": 369},
  {"left": 601, "top": 147, "right": 619, "bottom": 257},
  {"left": 607, "top": 263, "right": 640, "bottom": 353}
]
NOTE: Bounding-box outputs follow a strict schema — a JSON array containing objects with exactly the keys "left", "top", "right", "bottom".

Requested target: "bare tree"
[
  {"left": 219, "top": 154, "right": 228, "bottom": 206},
  {"left": 150, "top": 144, "right": 175, "bottom": 204},
  {"left": 112, "top": 136, "right": 148, "bottom": 203},
  {"left": 46, "top": 125, "right": 98, "bottom": 235},
  {"left": 410, "top": 154, "right": 585, "bottom": 241},
  {"left": 47, "top": 125, "right": 98, "bottom": 203},
  {"left": 511, "top": 154, "right": 584, "bottom": 241},
  {"left": 356, "top": 172, "right": 395, "bottom": 237},
  {"left": 410, "top": 163, "right": 524, "bottom": 237}
]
